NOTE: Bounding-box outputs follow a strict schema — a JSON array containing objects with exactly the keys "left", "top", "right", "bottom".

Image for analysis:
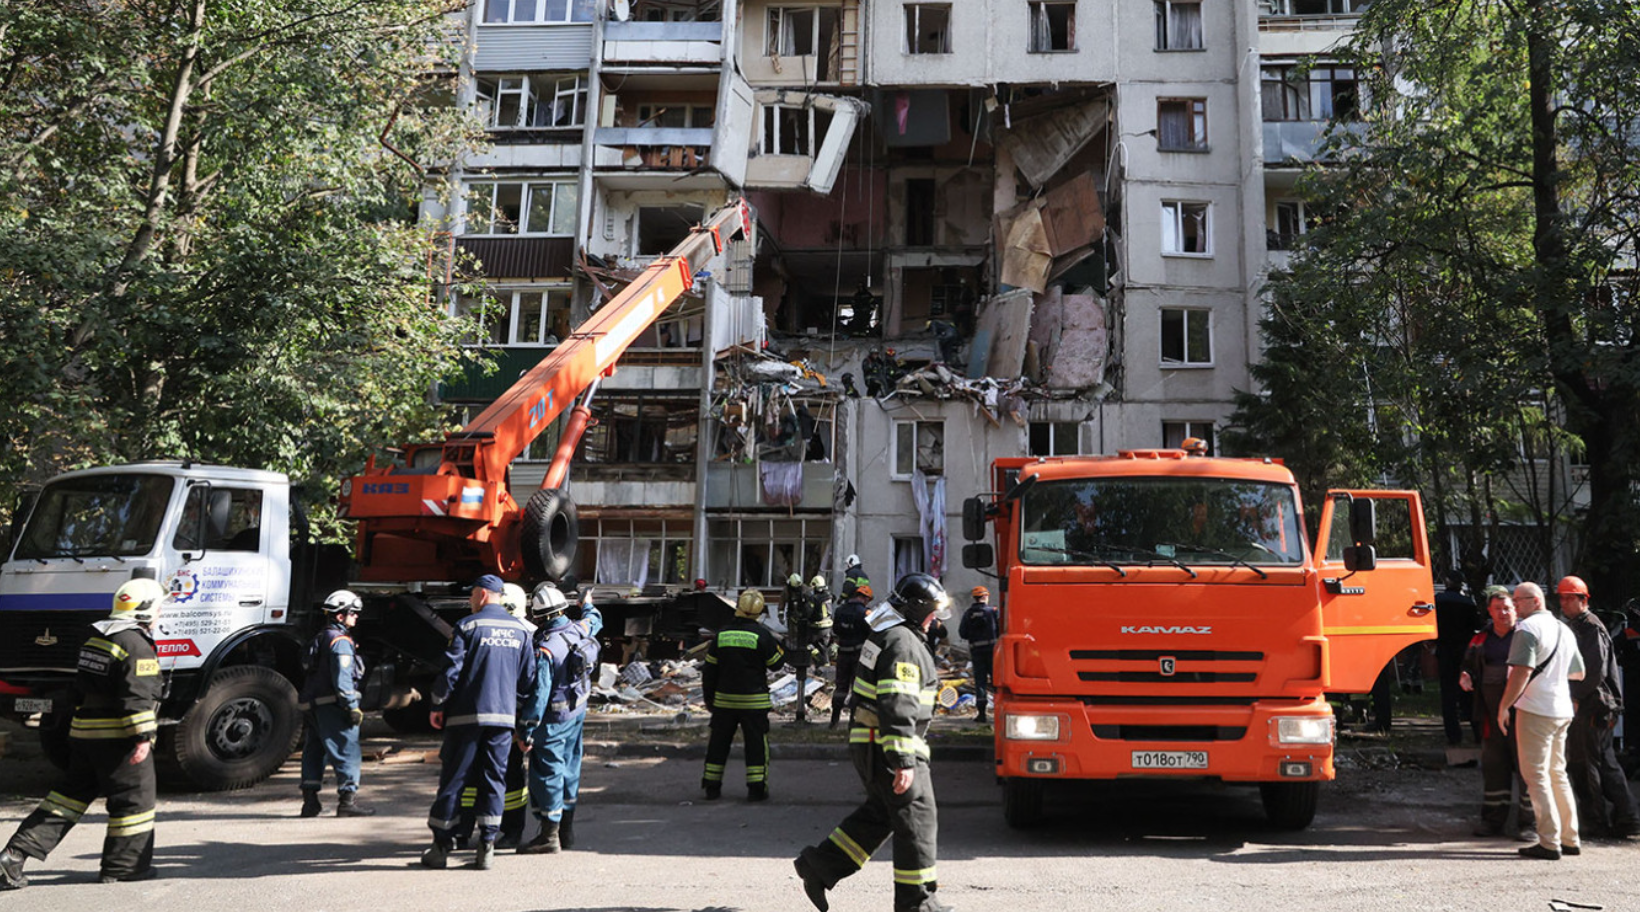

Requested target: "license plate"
[
  {"left": 14, "top": 698, "right": 53, "bottom": 714},
  {"left": 1131, "top": 750, "right": 1208, "bottom": 770}
]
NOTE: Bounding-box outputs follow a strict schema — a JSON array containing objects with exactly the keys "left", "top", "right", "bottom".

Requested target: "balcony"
[
  {"left": 1262, "top": 120, "right": 1365, "bottom": 164},
  {"left": 705, "top": 461, "right": 835, "bottom": 511},
  {"left": 602, "top": 21, "right": 724, "bottom": 68}
]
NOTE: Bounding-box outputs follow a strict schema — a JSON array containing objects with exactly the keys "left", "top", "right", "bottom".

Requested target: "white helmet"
[
  {"left": 845, "top": 554, "right": 861, "bottom": 569},
  {"left": 501, "top": 583, "right": 529, "bottom": 619},
  {"left": 530, "top": 583, "right": 569, "bottom": 620},
  {"left": 322, "top": 589, "right": 363, "bottom": 615},
  {"left": 112, "top": 578, "right": 166, "bottom": 623}
]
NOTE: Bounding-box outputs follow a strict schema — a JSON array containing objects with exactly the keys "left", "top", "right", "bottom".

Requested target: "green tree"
[
  {"left": 1228, "top": 0, "right": 1640, "bottom": 592},
  {"left": 0, "top": 0, "right": 486, "bottom": 535}
]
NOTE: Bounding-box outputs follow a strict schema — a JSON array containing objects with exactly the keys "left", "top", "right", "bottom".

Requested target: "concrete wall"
[{"left": 866, "top": 0, "right": 1118, "bottom": 86}]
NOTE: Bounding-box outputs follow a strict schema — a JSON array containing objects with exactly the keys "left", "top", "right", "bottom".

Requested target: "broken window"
[
  {"left": 453, "top": 287, "right": 573, "bottom": 346},
  {"left": 483, "top": 0, "right": 596, "bottom": 23},
  {"left": 760, "top": 104, "right": 831, "bottom": 156},
  {"left": 904, "top": 3, "right": 952, "bottom": 55},
  {"left": 582, "top": 518, "right": 693, "bottom": 588},
  {"left": 463, "top": 179, "right": 577, "bottom": 236},
  {"left": 767, "top": 7, "right": 816, "bottom": 55},
  {"left": 577, "top": 396, "right": 699, "bottom": 464},
  {"left": 1270, "top": 200, "right": 1312, "bottom": 251},
  {"left": 477, "top": 74, "right": 586, "bottom": 130},
  {"left": 893, "top": 420, "right": 944, "bottom": 479},
  {"left": 635, "top": 103, "right": 715, "bottom": 128},
  {"left": 1163, "top": 420, "right": 1216, "bottom": 454},
  {"left": 637, "top": 204, "right": 705, "bottom": 255},
  {"left": 1160, "top": 308, "right": 1212, "bottom": 366},
  {"left": 1160, "top": 200, "right": 1211, "bottom": 255},
  {"left": 707, "top": 517, "right": 830, "bottom": 589},
  {"left": 903, "top": 178, "right": 936, "bottom": 245},
  {"left": 1029, "top": 422, "right": 1081, "bottom": 456},
  {"left": 1157, "top": 98, "right": 1207, "bottom": 151},
  {"left": 893, "top": 535, "right": 926, "bottom": 578},
  {"left": 1154, "top": 1, "right": 1203, "bottom": 50},
  {"left": 1028, "top": 2, "right": 1076, "bottom": 53}
]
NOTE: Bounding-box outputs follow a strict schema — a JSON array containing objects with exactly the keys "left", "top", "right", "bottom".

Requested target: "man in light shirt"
[{"left": 1498, "top": 581, "right": 1585, "bottom": 860}]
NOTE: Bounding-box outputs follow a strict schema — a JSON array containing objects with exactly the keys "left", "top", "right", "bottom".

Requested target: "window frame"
[
  {"left": 706, "top": 516, "right": 832, "bottom": 589},
  {"left": 904, "top": 3, "right": 952, "bottom": 56},
  {"left": 482, "top": 0, "right": 597, "bottom": 25},
  {"left": 1160, "top": 199, "right": 1212, "bottom": 257},
  {"left": 1157, "top": 97, "right": 1208, "bottom": 151},
  {"left": 766, "top": 6, "right": 820, "bottom": 56},
  {"left": 1159, "top": 307, "right": 1214, "bottom": 368},
  {"left": 1162, "top": 420, "right": 1216, "bottom": 454},
  {"left": 1028, "top": 421, "right": 1082, "bottom": 456},
  {"left": 1027, "top": 1, "right": 1077, "bottom": 54},
  {"left": 1271, "top": 199, "right": 1313, "bottom": 251},
  {"left": 477, "top": 73, "right": 587, "bottom": 131},
  {"left": 892, "top": 419, "right": 945, "bottom": 480},
  {"left": 1154, "top": 0, "right": 1204, "bottom": 51},
  {"left": 760, "top": 104, "right": 831, "bottom": 156},
  {"left": 462, "top": 178, "right": 579, "bottom": 237}
]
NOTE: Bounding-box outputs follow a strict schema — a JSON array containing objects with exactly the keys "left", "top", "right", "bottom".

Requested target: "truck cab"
[{"left": 962, "top": 451, "right": 1435, "bottom": 829}]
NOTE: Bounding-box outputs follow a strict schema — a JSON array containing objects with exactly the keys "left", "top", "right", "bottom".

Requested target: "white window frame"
[
  {"left": 761, "top": 104, "right": 830, "bottom": 156},
  {"left": 766, "top": 6, "right": 820, "bottom": 56},
  {"left": 483, "top": 0, "right": 596, "bottom": 25},
  {"left": 1154, "top": 0, "right": 1203, "bottom": 51},
  {"left": 1160, "top": 200, "right": 1212, "bottom": 256},
  {"left": 1157, "top": 97, "right": 1208, "bottom": 151},
  {"left": 1272, "top": 199, "right": 1313, "bottom": 250},
  {"left": 892, "top": 419, "right": 945, "bottom": 480},
  {"left": 581, "top": 518, "right": 694, "bottom": 587},
  {"left": 1162, "top": 420, "right": 1216, "bottom": 453},
  {"left": 1027, "top": 1, "right": 1077, "bottom": 54},
  {"left": 635, "top": 103, "right": 714, "bottom": 129},
  {"left": 478, "top": 74, "right": 586, "bottom": 130},
  {"left": 707, "top": 516, "right": 832, "bottom": 590},
  {"left": 904, "top": 3, "right": 952, "bottom": 55},
  {"left": 1028, "top": 421, "right": 1082, "bottom": 456},
  {"left": 893, "top": 535, "right": 926, "bottom": 577},
  {"left": 1160, "top": 307, "right": 1214, "bottom": 367},
  {"left": 1268, "top": 0, "right": 1369, "bottom": 16},
  {"left": 451, "top": 286, "right": 573, "bottom": 348},
  {"left": 462, "top": 179, "right": 579, "bottom": 237}
]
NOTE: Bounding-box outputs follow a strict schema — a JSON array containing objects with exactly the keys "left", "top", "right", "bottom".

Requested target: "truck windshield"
[
  {"left": 12, "top": 475, "right": 176, "bottom": 560},
  {"left": 1018, "top": 477, "right": 1305, "bottom": 567}
]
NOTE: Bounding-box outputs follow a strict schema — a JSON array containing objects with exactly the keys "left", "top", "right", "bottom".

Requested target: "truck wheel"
[
  {"left": 1259, "top": 781, "right": 1319, "bottom": 830},
  {"left": 165, "top": 665, "right": 301, "bottom": 791},
  {"left": 1002, "top": 777, "right": 1045, "bottom": 828},
  {"left": 521, "top": 488, "right": 579, "bottom": 582}
]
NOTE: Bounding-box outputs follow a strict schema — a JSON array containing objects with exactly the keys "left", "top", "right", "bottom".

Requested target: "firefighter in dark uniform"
[
  {"left": 958, "top": 586, "right": 999, "bottom": 724},
  {"left": 1, "top": 579, "right": 167, "bottom": 889},
  {"left": 841, "top": 554, "right": 871, "bottom": 600},
  {"left": 421, "top": 574, "right": 537, "bottom": 871},
  {"left": 519, "top": 584, "right": 604, "bottom": 854},
  {"left": 831, "top": 583, "right": 873, "bottom": 729},
  {"left": 795, "top": 572, "right": 953, "bottom": 912},
  {"left": 298, "top": 589, "right": 374, "bottom": 818},
  {"left": 702, "top": 589, "right": 785, "bottom": 801}
]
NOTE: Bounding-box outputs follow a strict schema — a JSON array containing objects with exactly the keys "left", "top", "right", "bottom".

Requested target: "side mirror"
[
  {"left": 1343, "top": 544, "right": 1377, "bottom": 573},
  {"left": 962, "top": 497, "right": 988, "bottom": 542},
  {"left": 1349, "top": 497, "right": 1377, "bottom": 546},
  {"left": 962, "top": 542, "right": 994, "bottom": 570}
]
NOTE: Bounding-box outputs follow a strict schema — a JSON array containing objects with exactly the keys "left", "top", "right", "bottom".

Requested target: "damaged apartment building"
[{"left": 420, "top": 0, "right": 1325, "bottom": 635}]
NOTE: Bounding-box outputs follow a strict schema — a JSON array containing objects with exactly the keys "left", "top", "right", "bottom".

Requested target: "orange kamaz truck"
[{"left": 959, "top": 449, "right": 1436, "bottom": 829}]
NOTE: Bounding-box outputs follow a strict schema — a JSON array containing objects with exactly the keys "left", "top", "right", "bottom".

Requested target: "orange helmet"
[
  {"left": 971, "top": 586, "right": 990, "bottom": 599},
  {"left": 856, "top": 583, "right": 874, "bottom": 600},
  {"left": 1557, "top": 576, "right": 1589, "bottom": 597}
]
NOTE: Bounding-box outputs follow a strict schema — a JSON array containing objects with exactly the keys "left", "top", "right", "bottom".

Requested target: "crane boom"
[{"left": 340, "top": 199, "right": 755, "bottom": 584}]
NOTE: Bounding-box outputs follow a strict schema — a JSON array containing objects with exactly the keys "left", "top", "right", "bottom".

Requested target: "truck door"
[
  {"left": 1316, "top": 490, "right": 1436, "bottom": 692},
  {"left": 156, "top": 483, "right": 276, "bottom": 669}
]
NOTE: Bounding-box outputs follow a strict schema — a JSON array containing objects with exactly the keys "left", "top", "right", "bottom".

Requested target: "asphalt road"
[{"left": 0, "top": 732, "right": 1634, "bottom": 912}]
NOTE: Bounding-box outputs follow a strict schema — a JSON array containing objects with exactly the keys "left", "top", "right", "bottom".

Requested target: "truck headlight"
[
  {"left": 1272, "top": 716, "right": 1333, "bottom": 745},
  {"left": 1005, "top": 714, "right": 1062, "bottom": 741}
]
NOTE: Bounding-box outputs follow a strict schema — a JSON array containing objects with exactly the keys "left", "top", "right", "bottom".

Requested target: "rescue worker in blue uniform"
[
  {"left": 518, "top": 583, "right": 604, "bottom": 853},
  {"left": 298, "top": 589, "right": 374, "bottom": 818},
  {"left": 957, "top": 586, "right": 999, "bottom": 725},
  {"left": 422, "top": 574, "right": 537, "bottom": 871},
  {"left": 453, "top": 583, "right": 532, "bottom": 849},
  {"left": 796, "top": 573, "right": 953, "bottom": 912},
  {"left": 702, "top": 589, "right": 786, "bottom": 801},
  {"left": 830, "top": 583, "right": 873, "bottom": 729},
  {"left": 2, "top": 579, "right": 167, "bottom": 890}
]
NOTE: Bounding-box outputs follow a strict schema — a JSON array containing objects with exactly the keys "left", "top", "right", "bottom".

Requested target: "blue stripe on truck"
[{"left": 0, "top": 592, "right": 112, "bottom": 612}]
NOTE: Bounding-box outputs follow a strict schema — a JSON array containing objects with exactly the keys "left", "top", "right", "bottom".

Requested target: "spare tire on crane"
[{"left": 521, "top": 487, "right": 579, "bottom": 581}]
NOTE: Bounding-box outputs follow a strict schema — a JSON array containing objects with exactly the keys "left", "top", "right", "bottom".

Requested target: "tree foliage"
[
  {"left": 0, "top": 0, "right": 486, "bottom": 535},
  {"left": 1228, "top": 0, "right": 1640, "bottom": 593}
]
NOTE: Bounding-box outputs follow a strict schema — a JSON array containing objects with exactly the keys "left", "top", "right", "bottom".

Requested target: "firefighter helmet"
[
  {"left": 501, "top": 583, "right": 528, "bottom": 619},
  {"left": 856, "top": 583, "right": 874, "bottom": 600},
  {"left": 971, "top": 586, "right": 990, "bottom": 600},
  {"left": 1557, "top": 576, "right": 1590, "bottom": 598},
  {"left": 888, "top": 572, "right": 951, "bottom": 623},
  {"left": 530, "top": 583, "right": 570, "bottom": 620},
  {"left": 111, "top": 578, "right": 166, "bottom": 623},
  {"left": 736, "top": 589, "right": 766, "bottom": 619},
  {"left": 322, "top": 589, "right": 363, "bottom": 615},
  {"left": 809, "top": 574, "right": 827, "bottom": 592}
]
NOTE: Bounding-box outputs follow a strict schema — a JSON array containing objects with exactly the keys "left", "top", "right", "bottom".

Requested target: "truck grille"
[
  {"left": 1078, "top": 670, "right": 1256, "bottom": 684},
  {"left": 1092, "top": 724, "right": 1248, "bottom": 742},
  {"left": 1069, "top": 649, "right": 1264, "bottom": 661},
  {"left": 0, "top": 611, "right": 100, "bottom": 672}
]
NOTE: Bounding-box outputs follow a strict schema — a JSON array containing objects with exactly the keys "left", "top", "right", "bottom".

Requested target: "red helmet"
[{"left": 1557, "top": 576, "right": 1589, "bottom": 597}]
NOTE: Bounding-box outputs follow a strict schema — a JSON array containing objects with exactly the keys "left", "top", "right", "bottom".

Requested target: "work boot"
[
  {"left": 895, "top": 894, "right": 955, "bottom": 912},
  {"left": 793, "top": 851, "right": 829, "bottom": 912},
  {"left": 99, "top": 868, "right": 158, "bottom": 884},
  {"left": 336, "top": 791, "right": 375, "bottom": 817},
  {"left": 519, "top": 822, "right": 560, "bottom": 855},
  {"left": 473, "top": 841, "right": 495, "bottom": 871},
  {"left": 420, "top": 841, "right": 451, "bottom": 869},
  {"left": 0, "top": 847, "right": 28, "bottom": 891},
  {"left": 558, "top": 809, "right": 576, "bottom": 850},
  {"left": 975, "top": 712, "right": 988, "bottom": 725},
  {"left": 494, "top": 831, "right": 521, "bottom": 851},
  {"left": 702, "top": 779, "right": 722, "bottom": 801},
  {"left": 1518, "top": 843, "right": 1561, "bottom": 860},
  {"left": 300, "top": 788, "right": 322, "bottom": 818},
  {"left": 748, "top": 782, "right": 769, "bottom": 802}
]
